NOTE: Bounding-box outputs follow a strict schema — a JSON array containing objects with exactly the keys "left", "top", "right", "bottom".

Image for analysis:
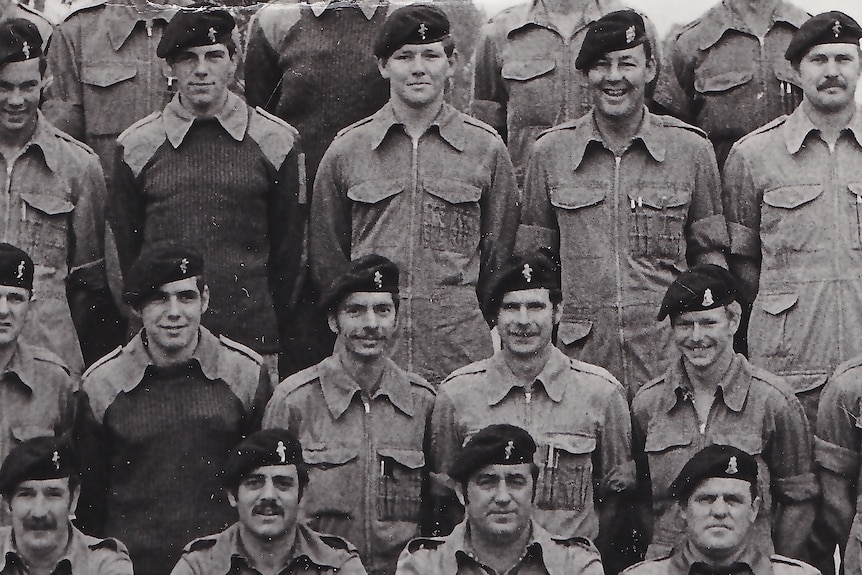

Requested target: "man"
[
  {"left": 0, "top": 244, "right": 76, "bottom": 527},
  {"left": 171, "top": 429, "right": 366, "bottom": 575},
  {"left": 723, "top": 11, "right": 862, "bottom": 430},
  {"left": 0, "top": 437, "right": 133, "bottom": 575},
  {"left": 632, "top": 265, "right": 817, "bottom": 560},
  {"left": 76, "top": 245, "right": 272, "bottom": 575},
  {"left": 432, "top": 250, "right": 633, "bottom": 570},
  {"left": 0, "top": 18, "right": 113, "bottom": 372},
  {"left": 520, "top": 9, "right": 727, "bottom": 399},
  {"left": 624, "top": 445, "right": 820, "bottom": 575},
  {"left": 471, "top": 0, "right": 623, "bottom": 184},
  {"left": 396, "top": 424, "right": 604, "bottom": 575},
  {"left": 656, "top": 0, "right": 810, "bottom": 168},
  {"left": 112, "top": 3, "right": 304, "bottom": 378},
  {"left": 263, "top": 255, "right": 435, "bottom": 575},
  {"left": 311, "top": 4, "right": 519, "bottom": 385}
]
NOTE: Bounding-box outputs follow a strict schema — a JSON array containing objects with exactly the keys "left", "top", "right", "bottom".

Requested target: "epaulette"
[
  {"left": 407, "top": 373, "right": 436, "bottom": 396},
  {"left": 218, "top": 335, "right": 263, "bottom": 364},
  {"left": 276, "top": 363, "right": 325, "bottom": 396},
  {"left": 568, "top": 357, "right": 621, "bottom": 387},
  {"left": 61, "top": 0, "right": 108, "bottom": 21},
  {"left": 253, "top": 106, "right": 298, "bottom": 137},
  {"left": 88, "top": 537, "right": 128, "bottom": 554},
  {"left": 335, "top": 116, "right": 374, "bottom": 139},
  {"left": 441, "top": 359, "right": 489, "bottom": 384},
  {"left": 658, "top": 115, "right": 708, "bottom": 138},
  {"left": 405, "top": 536, "right": 446, "bottom": 553},
  {"left": 254, "top": 1, "right": 302, "bottom": 48},
  {"left": 486, "top": 2, "right": 530, "bottom": 30},
  {"left": 621, "top": 554, "right": 673, "bottom": 575},
  {"left": 319, "top": 533, "right": 357, "bottom": 552},
  {"left": 536, "top": 119, "right": 579, "bottom": 141},
  {"left": 31, "top": 346, "right": 70, "bottom": 371},
  {"left": 117, "top": 110, "right": 162, "bottom": 144},
  {"left": 770, "top": 554, "right": 819, "bottom": 574},
  {"left": 461, "top": 115, "right": 502, "bottom": 138},
  {"left": 183, "top": 536, "right": 218, "bottom": 554},
  {"left": 550, "top": 534, "right": 597, "bottom": 551},
  {"left": 634, "top": 373, "right": 668, "bottom": 395},
  {"left": 734, "top": 115, "right": 787, "bottom": 146},
  {"left": 830, "top": 356, "right": 862, "bottom": 381},
  {"left": 670, "top": 18, "right": 700, "bottom": 41},
  {"left": 81, "top": 345, "right": 123, "bottom": 379},
  {"left": 53, "top": 128, "right": 97, "bottom": 156}
]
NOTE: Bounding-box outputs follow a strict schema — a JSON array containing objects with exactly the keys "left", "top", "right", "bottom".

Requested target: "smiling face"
[
  {"left": 378, "top": 41, "right": 454, "bottom": 109},
  {"left": 169, "top": 43, "right": 236, "bottom": 116},
  {"left": 328, "top": 291, "right": 397, "bottom": 360},
  {"left": 137, "top": 277, "right": 208, "bottom": 361},
  {"left": 0, "top": 58, "right": 43, "bottom": 139},
  {"left": 681, "top": 477, "right": 759, "bottom": 560},
  {"left": 230, "top": 465, "right": 300, "bottom": 542},
  {"left": 586, "top": 43, "right": 654, "bottom": 122},
  {"left": 496, "top": 288, "right": 560, "bottom": 358},
  {"left": 671, "top": 306, "right": 739, "bottom": 371},
  {"left": 465, "top": 463, "right": 533, "bottom": 543}
]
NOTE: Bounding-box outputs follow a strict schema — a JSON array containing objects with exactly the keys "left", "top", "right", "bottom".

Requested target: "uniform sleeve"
[
  {"left": 597, "top": 384, "right": 635, "bottom": 496},
  {"left": 245, "top": 14, "right": 283, "bottom": 112},
  {"left": 309, "top": 144, "right": 352, "bottom": 293},
  {"left": 470, "top": 22, "right": 507, "bottom": 139},
  {"left": 722, "top": 145, "right": 762, "bottom": 303},
  {"left": 43, "top": 25, "right": 85, "bottom": 140},
  {"left": 516, "top": 142, "right": 559, "bottom": 254},
  {"left": 109, "top": 141, "right": 146, "bottom": 278},
  {"left": 429, "top": 388, "right": 466, "bottom": 535},
  {"left": 630, "top": 395, "right": 655, "bottom": 544},
  {"left": 685, "top": 137, "right": 728, "bottom": 267},
  {"left": 72, "top": 388, "right": 110, "bottom": 536},
  {"left": 651, "top": 31, "right": 696, "bottom": 122},
  {"left": 246, "top": 364, "right": 274, "bottom": 433},
  {"left": 168, "top": 557, "right": 197, "bottom": 575},
  {"left": 94, "top": 547, "right": 134, "bottom": 575},
  {"left": 339, "top": 554, "right": 369, "bottom": 575},
  {"left": 262, "top": 384, "right": 301, "bottom": 431},
  {"left": 768, "top": 389, "right": 818, "bottom": 503}
]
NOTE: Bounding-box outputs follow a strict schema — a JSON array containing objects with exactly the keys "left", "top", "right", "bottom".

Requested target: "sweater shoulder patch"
[
  {"left": 88, "top": 536, "right": 129, "bottom": 555},
  {"left": 248, "top": 107, "right": 298, "bottom": 168},
  {"left": 217, "top": 335, "right": 264, "bottom": 365},
  {"left": 183, "top": 536, "right": 218, "bottom": 553},
  {"left": 61, "top": 0, "right": 107, "bottom": 21},
  {"left": 335, "top": 116, "right": 374, "bottom": 139},
  {"left": 254, "top": 1, "right": 302, "bottom": 48},
  {"left": 118, "top": 112, "right": 166, "bottom": 177}
]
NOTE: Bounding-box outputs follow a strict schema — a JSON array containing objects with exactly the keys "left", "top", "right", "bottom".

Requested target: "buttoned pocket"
[
  {"left": 10, "top": 426, "right": 54, "bottom": 443},
  {"left": 761, "top": 185, "right": 824, "bottom": 253},
  {"left": 644, "top": 429, "right": 694, "bottom": 497},
  {"left": 537, "top": 433, "right": 595, "bottom": 511},
  {"left": 694, "top": 69, "right": 753, "bottom": 94},
  {"left": 628, "top": 188, "right": 688, "bottom": 259},
  {"left": 19, "top": 192, "right": 73, "bottom": 271},
  {"left": 81, "top": 63, "right": 145, "bottom": 136},
  {"left": 346, "top": 180, "right": 404, "bottom": 204},
  {"left": 549, "top": 185, "right": 604, "bottom": 210},
  {"left": 422, "top": 179, "right": 482, "bottom": 254},
  {"left": 755, "top": 292, "right": 798, "bottom": 358},
  {"left": 377, "top": 448, "right": 424, "bottom": 522}
]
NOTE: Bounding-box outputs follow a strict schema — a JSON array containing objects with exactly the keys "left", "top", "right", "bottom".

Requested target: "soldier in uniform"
[
  {"left": 396, "top": 424, "right": 604, "bottom": 575},
  {"left": 311, "top": 4, "right": 519, "bottom": 385},
  {"left": 75, "top": 245, "right": 272, "bottom": 575},
  {"left": 432, "top": 250, "right": 633, "bottom": 570},
  {"left": 0, "top": 437, "right": 133, "bottom": 575},
  {"left": 111, "top": 3, "right": 304, "bottom": 381},
  {"left": 519, "top": 9, "right": 727, "bottom": 400},
  {"left": 632, "top": 266, "right": 817, "bottom": 561},
  {"left": 624, "top": 445, "right": 821, "bottom": 575},
  {"left": 171, "top": 429, "right": 366, "bottom": 575},
  {"left": 263, "top": 255, "right": 435, "bottom": 575}
]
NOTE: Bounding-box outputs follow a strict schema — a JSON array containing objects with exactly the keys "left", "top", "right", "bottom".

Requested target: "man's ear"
[
  {"left": 376, "top": 56, "right": 390, "bottom": 80},
  {"left": 69, "top": 482, "right": 81, "bottom": 517},
  {"left": 327, "top": 311, "right": 339, "bottom": 335},
  {"left": 227, "top": 489, "right": 237, "bottom": 509}
]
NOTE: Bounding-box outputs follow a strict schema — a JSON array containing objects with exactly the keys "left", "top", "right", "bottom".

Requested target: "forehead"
[
  {"left": 15, "top": 477, "right": 70, "bottom": 492},
  {"left": 243, "top": 464, "right": 298, "bottom": 480},
  {"left": 339, "top": 291, "right": 395, "bottom": 308},
  {"left": 176, "top": 43, "right": 230, "bottom": 58},
  {"left": 596, "top": 44, "right": 648, "bottom": 62},
  {"left": 501, "top": 288, "right": 552, "bottom": 306},
  {"left": 155, "top": 276, "right": 201, "bottom": 295},
  {"left": 0, "top": 58, "right": 41, "bottom": 82},
  {"left": 689, "top": 477, "right": 753, "bottom": 498},
  {"left": 391, "top": 41, "right": 447, "bottom": 56},
  {"left": 672, "top": 306, "right": 728, "bottom": 324},
  {"left": 0, "top": 285, "right": 29, "bottom": 298},
  {"left": 470, "top": 462, "right": 533, "bottom": 481},
  {"left": 803, "top": 42, "right": 861, "bottom": 59}
]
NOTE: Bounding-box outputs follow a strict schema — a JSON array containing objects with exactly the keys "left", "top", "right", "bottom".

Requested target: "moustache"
[
  {"left": 23, "top": 516, "right": 57, "bottom": 531},
  {"left": 819, "top": 79, "right": 847, "bottom": 90},
  {"left": 252, "top": 502, "right": 284, "bottom": 516}
]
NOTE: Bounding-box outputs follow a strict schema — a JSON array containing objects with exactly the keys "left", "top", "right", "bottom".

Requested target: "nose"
[
  {"left": 363, "top": 309, "right": 380, "bottom": 328},
  {"left": 409, "top": 54, "right": 427, "bottom": 75},
  {"left": 710, "top": 496, "right": 730, "bottom": 517},
  {"left": 516, "top": 305, "right": 530, "bottom": 323},
  {"left": 493, "top": 482, "right": 513, "bottom": 504},
  {"left": 193, "top": 56, "right": 209, "bottom": 76},
  {"left": 166, "top": 295, "right": 182, "bottom": 317},
  {"left": 606, "top": 61, "right": 624, "bottom": 82},
  {"left": 7, "top": 88, "right": 24, "bottom": 106},
  {"left": 824, "top": 57, "right": 841, "bottom": 77},
  {"left": 690, "top": 321, "right": 704, "bottom": 340},
  {"left": 0, "top": 296, "right": 10, "bottom": 315},
  {"left": 30, "top": 493, "right": 49, "bottom": 516},
  {"left": 260, "top": 477, "right": 277, "bottom": 499}
]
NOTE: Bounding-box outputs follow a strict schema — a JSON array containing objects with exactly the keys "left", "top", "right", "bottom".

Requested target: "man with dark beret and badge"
[
  {"left": 519, "top": 9, "right": 728, "bottom": 404},
  {"left": 623, "top": 445, "right": 820, "bottom": 575},
  {"left": 432, "top": 249, "right": 634, "bottom": 569},
  {"left": 396, "top": 424, "right": 604, "bottom": 575},
  {"left": 310, "top": 4, "right": 519, "bottom": 386},
  {"left": 171, "top": 429, "right": 366, "bottom": 575},
  {"left": 631, "top": 265, "right": 817, "bottom": 562},
  {"left": 0, "top": 436, "right": 133, "bottom": 575},
  {"left": 75, "top": 245, "right": 272, "bottom": 575},
  {"left": 263, "top": 255, "right": 435, "bottom": 575},
  {"left": 0, "top": 18, "right": 116, "bottom": 372},
  {"left": 111, "top": 2, "right": 305, "bottom": 382},
  {"left": 0, "top": 244, "right": 76, "bottom": 527}
]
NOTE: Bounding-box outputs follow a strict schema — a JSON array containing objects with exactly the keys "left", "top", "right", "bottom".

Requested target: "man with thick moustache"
[
  {"left": 76, "top": 245, "right": 272, "bottom": 575},
  {"left": 264, "top": 255, "right": 435, "bottom": 575},
  {"left": 432, "top": 250, "right": 633, "bottom": 569},
  {"left": 310, "top": 4, "right": 519, "bottom": 386},
  {"left": 112, "top": 3, "right": 304, "bottom": 381},
  {"left": 171, "top": 429, "right": 367, "bottom": 575},
  {"left": 0, "top": 437, "right": 133, "bottom": 575},
  {"left": 632, "top": 265, "right": 817, "bottom": 561},
  {"left": 624, "top": 446, "right": 820, "bottom": 575},
  {"left": 396, "top": 424, "right": 604, "bottom": 575},
  {"left": 519, "top": 10, "right": 727, "bottom": 402}
]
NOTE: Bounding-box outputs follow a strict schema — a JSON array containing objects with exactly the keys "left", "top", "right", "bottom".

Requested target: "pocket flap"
[
  {"left": 378, "top": 448, "right": 425, "bottom": 469},
  {"left": 346, "top": 180, "right": 404, "bottom": 204},
  {"left": 644, "top": 430, "right": 692, "bottom": 453},
  {"left": 710, "top": 433, "right": 763, "bottom": 456},
  {"left": 549, "top": 433, "right": 596, "bottom": 455},
  {"left": 558, "top": 320, "right": 592, "bottom": 346},
  {"left": 550, "top": 186, "right": 605, "bottom": 210},
  {"left": 302, "top": 446, "right": 358, "bottom": 466},
  {"left": 10, "top": 426, "right": 53, "bottom": 442},
  {"left": 694, "top": 69, "right": 753, "bottom": 93},
  {"left": 501, "top": 59, "right": 556, "bottom": 81},
  {"left": 773, "top": 61, "right": 799, "bottom": 86},
  {"left": 848, "top": 183, "right": 862, "bottom": 198},
  {"left": 630, "top": 188, "right": 688, "bottom": 209},
  {"left": 81, "top": 64, "right": 138, "bottom": 87},
  {"left": 425, "top": 179, "right": 482, "bottom": 204},
  {"left": 760, "top": 293, "right": 798, "bottom": 315},
  {"left": 20, "top": 192, "right": 74, "bottom": 216},
  {"left": 763, "top": 185, "right": 823, "bottom": 209},
  {"left": 783, "top": 372, "right": 828, "bottom": 395}
]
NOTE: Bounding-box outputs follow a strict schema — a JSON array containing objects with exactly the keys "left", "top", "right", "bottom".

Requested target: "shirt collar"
[
  {"left": 317, "top": 354, "right": 417, "bottom": 419},
  {"left": 308, "top": 0, "right": 379, "bottom": 20},
  {"left": 0, "top": 525, "right": 87, "bottom": 574},
  {"left": 116, "top": 326, "right": 223, "bottom": 391},
  {"left": 368, "top": 102, "right": 467, "bottom": 151},
  {"left": 783, "top": 104, "right": 862, "bottom": 154},
  {"left": 448, "top": 521, "right": 572, "bottom": 575},
  {"left": 228, "top": 523, "right": 354, "bottom": 572},
  {"left": 163, "top": 91, "right": 248, "bottom": 148},
  {"left": 695, "top": 0, "right": 809, "bottom": 50},
  {"left": 667, "top": 354, "right": 750, "bottom": 413},
  {"left": 671, "top": 540, "right": 772, "bottom": 575},
  {"left": 104, "top": 3, "right": 178, "bottom": 51},
  {"left": 15, "top": 113, "right": 66, "bottom": 175},
  {"left": 485, "top": 346, "right": 569, "bottom": 406},
  {"left": 2, "top": 342, "right": 38, "bottom": 392},
  {"left": 507, "top": 0, "right": 609, "bottom": 37},
  {"left": 570, "top": 108, "right": 666, "bottom": 168}
]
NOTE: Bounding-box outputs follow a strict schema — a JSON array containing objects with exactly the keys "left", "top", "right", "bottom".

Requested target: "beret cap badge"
[
  {"left": 276, "top": 441, "right": 286, "bottom": 464},
  {"left": 51, "top": 450, "right": 60, "bottom": 471},
  {"left": 504, "top": 440, "right": 514, "bottom": 460},
  {"left": 702, "top": 288, "right": 714, "bottom": 307},
  {"left": 373, "top": 270, "right": 383, "bottom": 289},
  {"left": 21, "top": 41, "right": 28, "bottom": 59},
  {"left": 726, "top": 456, "right": 738, "bottom": 475},
  {"left": 15, "top": 261, "right": 24, "bottom": 281},
  {"left": 522, "top": 263, "right": 533, "bottom": 283},
  {"left": 626, "top": 25, "right": 636, "bottom": 44},
  {"left": 834, "top": 20, "right": 842, "bottom": 37},
  {"left": 418, "top": 22, "right": 428, "bottom": 41}
]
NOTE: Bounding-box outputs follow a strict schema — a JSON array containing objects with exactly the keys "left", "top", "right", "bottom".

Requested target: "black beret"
[
  {"left": 657, "top": 264, "right": 737, "bottom": 321},
  {"left": 321, "top": 254, "right": 399, "bottom": 311},
  {"left": 0, "top": 243, "right": 33, "bottom": 291},
  {"left": 0, "top": 18, "right": 42, "bottom": 69},
  {"left": 223, "top": 429, "right": 304, "bottom": 489},
  {"left": 669, "top": 445, "right": 758, "bottom": 501},
  {"left": 157, "top": 2, "right": 235, "bottom": 59},
  {"left": 374, "top": 4, "right": 450, "bottom": 59},
  {"left": 576, "top": 9, "right": 647, "bottom": 71},
  {"left": 123, "top": 244, "right": 204, "bottom": 307},
  {"left": 482, "top": 249, "right": 561, "bottom": 320},
  {"left": 786, "top": 11, "right": 862, "bottom": 63},
  {"left": 0, "top": 436, "right": 77, "bottom": 496},
  {"left": 449, "top": 424, "right": 536, "bottom": 483}
]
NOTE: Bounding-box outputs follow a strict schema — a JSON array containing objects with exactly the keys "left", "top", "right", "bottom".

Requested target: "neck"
[
  {"left": 0, "top": 341, "right": 16, "bottom": 373},
  {"left": 0, "top": 117, "right": 36, "bottom": 158},
  {"left": 238, "top": 523, "right": 297, "bottom": 575},
  {"left": 145, "top": 330, "right": 200, "bottom": 367},
  {"left": 390, "top": 96, "right": 444, "bottom": 140},
  {"left": 541, "top": 0, "right": 586, "bottom": 16},
  {"left": 469, "top": 521, "right": 531, "bottom": 574},
  {"left": 338, "top": 350, "right": 386, "bottom": 395},
  {"left": 684, "top": 350, "right": 735, "bottom": 393},
  {"left": 180, "top": 90, "right": 230, "bottom": 119},
  {"left": 690, "top": 538, "right": 749, "bottom": 567},
  {"left": 19, "top": 527, "right": 70, "bottom": 574},
  {"left": 503, "top": 343, "right": 553, "bottom": 384},
  {"left": 594, "top": 107, "right": 645, "bottom": 152},
  {"left": 802, "top": 99, "right": 856, "bottom": 144}
]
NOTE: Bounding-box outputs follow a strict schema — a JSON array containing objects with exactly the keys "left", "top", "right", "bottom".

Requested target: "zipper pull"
[
  {"left": 145, "top": 19, "right": 153, "bottom": 37},
  {"left": 525, "top": 390, "right": 531, "bottom": 405},
  {"left": 363, "top": 398, "right": 370, "bottom": 414}
]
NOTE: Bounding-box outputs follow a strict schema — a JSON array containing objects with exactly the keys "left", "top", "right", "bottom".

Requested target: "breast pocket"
[
  {"left": 346, "top": 179, "right": 404, "bottom": 250},
  {"left": 537, "top": 433, "right": 595, "bottom": 511},
  {"left": 81, "top": 64, "right": 140, "bottom": 137},
  {"left": 377, "top": 448, "right": 424, "bottom": 522},
  {"left": 550, "top": 185, "right": 607, "bottom": 256},
  {"left": 644, "top": 430, "right": 693, "bottom": 496},
  {"left": 422, "top": 179, "right": 482, "bottom": 255},
  {"left": 301, "top": 444, "right": 359, "bottom": 524},
  {"left": 19, "top": 192, "right": 73, "bottom": 269},
  {"left": 761, "top": 185, "right": 823, "bottom": 253},
  {"left": 501, "top": 58, "right": 556, "bottom": 115},
  {"left": 629, "top": 188, "right": 688, "bottom": 259},
  {"left": 694, "top": 69, "right": 753, "bottom": 95}
]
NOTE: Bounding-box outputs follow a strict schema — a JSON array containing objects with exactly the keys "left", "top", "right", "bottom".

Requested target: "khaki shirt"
[
  {"left": 622, "top": 541, "right": 820, "bottom": 575},
  {"left": 0, "top": 525, "right": 131, "bottom": 575}
]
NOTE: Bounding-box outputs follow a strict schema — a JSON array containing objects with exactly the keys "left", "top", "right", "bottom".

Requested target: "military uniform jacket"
[
  {"left": 520, "top": 108, "right": 728, "bottom": 397},
  {"left": 395, "top": 520, "right": 603, "bottom": 575},
  {"left": 171, "top": 522, "right": 366, "bottom": 575},
  {"left": 310, "top": 102, "right": 519, "bottom": 384},
  {"left": 0, "top": 525, "right": 132, "bottom": 575},
  {"left": 622, "top": 541, "right": 820, "bottom": 575},
  {"left": 263, "top": 354, "right": 435, "bottom": 575}
]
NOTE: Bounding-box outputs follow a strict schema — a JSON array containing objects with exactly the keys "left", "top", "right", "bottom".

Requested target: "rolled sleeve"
[
  {"left": 773, "top": 471, "right": 819, "bottom": 503},
  {"left": 309, "top": 145, "right": 352, "bottom": 293},
  {"left": 478, "top": 139, "right": 519, "bottom": 301},
  {"left": 598, "top": 385, "right": 635, "bottom": 495},
  {"left": 685, "top": 140, "right": 728, "bottom": 263},
  {"left": 69, "top": 155, "right": 108, "bottom": 289},
  {"left": 815, "top": 436, "right": 859, "bottom": 476},
  {"left": 517, "top": 143, "right": 559, "bottom": 254},
  {"left": 768, "top": 390, "right": 818, "bottom": 503}
]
